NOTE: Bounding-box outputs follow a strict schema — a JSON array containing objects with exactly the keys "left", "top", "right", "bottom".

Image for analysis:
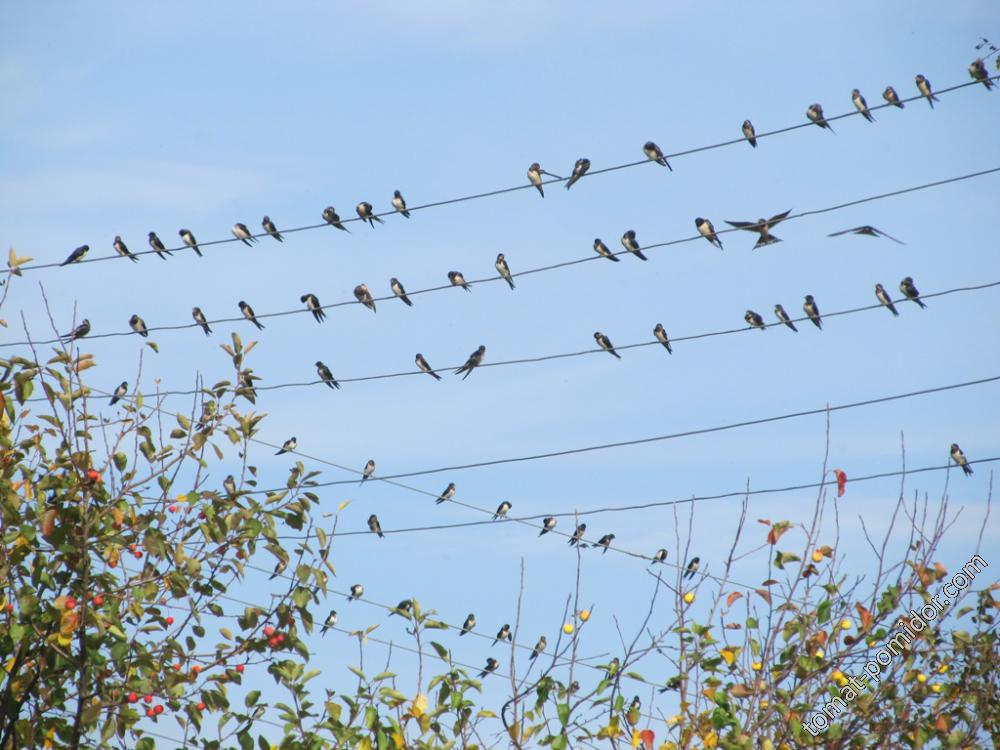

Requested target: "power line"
[
  {"left": 11, "top": 76, "right": 996, "bottom": 275},
  {"left": 9, "top": 165, "right": 999, "bottom": 349}
]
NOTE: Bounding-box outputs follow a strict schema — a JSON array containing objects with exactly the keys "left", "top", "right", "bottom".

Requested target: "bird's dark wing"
[
  {"left": 872, "top": 228, "right": 906, "bottom": 245},
  {"left": 768, "top": 209, "right": 793, "bottom": 225},
  {"left": 724, "top": 220, "right": 761, "bottom": 230},
  {"left": 827, "top": 227, "right": 866, "bottom": 237}
]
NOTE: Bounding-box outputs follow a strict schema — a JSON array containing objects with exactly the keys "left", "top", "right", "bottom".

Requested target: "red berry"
[
  {"left": 263, "top": 625, "right": 275, "bottom": 637},
  {"left": 134, "top": 550, "right": 142, "bottom": 558},
  {"left": 154, "top": 705, "right": 164, "bottom": 715},
  {"left": 127, "top": 692, "right": 138, "bottom": 703},
  {"left": 197, "top": 702, "right": 206, "bottom": 711},
  {"left": 5, "top": 603, "right": 13, "bottom": 613},
  {"left": 144, "top": 694, "right": 153, "bottom": 704},
  {"left": 93, "top": 595, "right": 104, "bottom": 606},
  {"left": 165, "top": 616, "right": 174, "bottom": 625},
  {"left": 146, "top": 708, "right": 155, "bottom": 717},
  {"left": 168, "top": 505, "right": 177, "bottom": 513},
  {"left": 276, "top": 633, "right": 285, "bottom": 644},
  {"left": 65, "top": 597, "right": 77, "bottom": 610},
  {"left": 268, "top": 637, "right": 278, "bottom": 647},
  {"left": 235, "top": 664, "right": 245, "bottom": 674},
  {"left": 172, "top": 663, "right": 180, "bottom": 672},
  {"left": 191, "top": 665, "right": 201, "bottom": 674}
]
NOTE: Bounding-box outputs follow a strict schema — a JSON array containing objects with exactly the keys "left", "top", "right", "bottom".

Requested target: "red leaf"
[
  {"left": 834, "top": 469, "right": 847, "bottom": 497},
  {"left": 726, "top": 591, "right": 743, "bottom": 607},
  {"left": 639, "top": 729, "right": 655, "bottom": 749}
]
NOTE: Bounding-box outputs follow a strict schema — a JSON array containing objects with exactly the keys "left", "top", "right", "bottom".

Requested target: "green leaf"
[
  {"left": 245, "top": 690, "right": 261, "bottom": 707},
  {"left": 817, "top": 599, "right": 831, "bottom": 624},
  {"left": 557, "top": 702, "right": 570, "bottom": 726},
  {"left": 113, "top": 452, "right": 127, "bottom": 471},
  {"left": 430, "top": 641, "right": 449, "bottom": 660}
]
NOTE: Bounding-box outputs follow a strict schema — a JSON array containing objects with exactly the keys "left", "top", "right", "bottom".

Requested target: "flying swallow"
[
  {"left": 479, "top": 657, "right": 498, "bottom": 678},
  {"left": 179, "top": 229, "right": 202, "bottom": 256},
  {"left": 851, "top": 89, "right": 875, "bottom": 122},
  {"left": 238, "top": 300, "right": 265, "bottom": 329},
  {"left": 276, "top": 437, "right": 297, "bottom": 455},
  {"left": 392, "top": 190, "right": 411, "bottom": 218},
  {"left": 493, "top": 624, "right": 511, "bottom": 646},
  {"left": 493, "top": 500, "right": 511, "bottom": 520},
  {"left": 436, "top": 482, "right": 456, "bottom": 504},
  {"left": 192, "top": 307, "right": 212, "bottom": 335},
  {"left": 300, "top": 293, "right": 325, "bottom": 323},
  {"left": 320, "top": 610, "right": 338, "bottom": 634},
  {"left": 495, "top": 254, "right": 515, "bottom": 289},
  {"left": 950, "top": 443, "right": 973, "bottom": 475},
  {"left": 361, "top": 459, "right": 376, "bottom": 484},
  {"left": 806, "top": 103, "right": 835, "bottom": 132},
  {"left": 915, "top": 74, "right": 938, "bottom": 108},
  {"left": 882, "top": 86, "right": 904, "bottom": 108},
  {"left": 322, "top": 207, "right": 351, "bottom": 232},
  {"left": 803, "top": 295, "right": 823, "bottom": 329},
  {"left": 899, "top": 276, "right": 926, "bottom": 308},
  {"left": 262, "top": 215, "right": 283, "bottom": 241},
  {"left": 565, "top": 158, "right": 591, "bottom": 190},
  {"left": 683, "top": 556, "right": 700, "bottom": 580},
  {"left": 368, "top": 514, "right": 384, "bottom": 538},
  {"left": 388, "top": 277, "right": 413, "bottom": 306},
  {"left": 113, "top": 236, "right": 139, "bottom": 262},
  {"left": 224, "top": 475, "right": 237, "bottom": 496},
  {"left": 539, "top": 517, "right": 556, "bottom": 536},
  {"left": 356, "top": 201, "right": 384, "bottom": 227},
  {"left": 593, "top": 238, "right": 620, "bottom": 262},
  {"left": 695, "top": 217, "right": 724, "bottom": 249},
  {"left": 129, "top": 314, "right": 149, "bottom": 337},
  {"left": 774, "top": 304, "right": 797, "bottom": 332},
  {"left": 460, "top": 613, "right": 476, "bottom": 635},
  {"left": 316, "top": 361, "right": 340, "bottom": 389},
  {"left": 875, "top": 284, "right": 899, "bottom": 316},
  {"left": 232, "top": 223, "right": 256, "bottom": 246},
  {"left": 348, "top": 584, "right": 364, "bottom": 601},
  {"left": 969, "top": 58, "right": 993, "bottom": 89},
  {"left": 415, "top": 353, "right": 442, "bottom": 380},
  {"left": 61, "top": 245, "right": 89, "bottom": 266},
  {"left": 620, "top": 230, "right": 648, "bottom": 261},
  {"left": 827, "top": 225, "right": 905, "bottom": 244},
  {"left": 595, "top": 533, "right": 615, "bottom": 553},
  {"left": 653, "top": 323, "right": 672, "bottom": 353},
  {"left": 109, "top": 381, "right": 128, "bottom": 406},
  {"left": 530, "top": 635, "right": 547, "bottom": 659},
  {"left": 745, "top": 310, "right": 766, "bottom": 331},
  {"left": 354, "top": 284, "right": 376, "bottom": 312},
  {"left": 594, "top": 331, "right": 621, "bottom": 359},
  {"left": 448, "top": 271, "right": 471, "bottom": 291},
  {"left": 62, "top": 319, "right": 90, "bottom": 341},
  {"left": 455, "top": 345, "right": 485, "bottom": 379},
  {"left": 269, "top": 559, "right": 287, "bottom": 579},
  {"left": 527, "top": 162, "right": 545, "bottom": 197},
  {"left": 643, "top": 141, "right": 672, "bottom": 170},
  {"left": 742, "top": 119, "right": 757, "bottom": 147},
  {"left": 390, "top": 599, "right": 413, "bottom": 617},
  {"left": 568, "top": 523, "right": 587, "bottom": 546},
  {"left": 148, "top": 232, "right": 172, "bottom": 259},
  {"left": 651, "top": 548, "right": 667, "bottom": 564},
  {"left": 724, "top": 209, "right": 791, "bottom": 249}
]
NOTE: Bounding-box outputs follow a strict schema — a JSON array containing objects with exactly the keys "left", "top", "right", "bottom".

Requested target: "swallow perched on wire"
[
  {"left": 300, "top": 293, "right": 325, "bottom": 323},
  {"left": 109, "top": 381, "right": 128, "bottom": 406},
  {"left": 745, "top": 310, "right": 766, "bottom": 330},
  {"left": 148, "top": 231, "right": 172, "bottom": 259},
  {"left": 539, "top": 517, "right": 556, "bottom": 536},
  {"left": 237, "top": 369, "right": 258, "bottom": 404},
  {"left": 61, "top": 245, "right": 89, "bottom": 266},
  {"left": 950, "top": 443, "right": 973, "bottom": 475},
  {"left": 569, "top": 523, "right": 586, "bottom": 546},
  {"left": 388, "top": 277, "right": 413, "bottom": 306},
  {"left": 436, "top": 482, "right": 456, "bottom": 504},
  {"left": 742, "top": 119, "right": 757, "bottom": 147},
  {"left": 969, "top": 58, "right": 993, "bottom": 89},
  {"left": 774, "top": 304, "right": 797, "bottom": 332},
  {"left": 565, "top": 158, "right": 591, "bottom": 190},
  {"left": 322, "top": 207, "right": 351, "bottom": 232},
  {"left": 361, "top": 459, "right": 376, "bottom": 484},
  {"left": 527, "top": 162, "right": 545, "bottom": 197},
  {"left": 129, "top": 314, "right": 149, "bottom": 337},
  {"left": 356, "top": 202, "right": 384, "bottom": 227},
  {"left": 269, "top": 559, "right": 287, "bottom": 579},
  {"left": 806, "top": 103, "right": 835, "bottom": 132},
  {"left": 392, "top": 190, "right": 411, "bottom": 218},
  {"left": 683, "top": 556, "right": 700, "bottom": 579},
  {"left": 320, "top": 610, "right": 338, "bottom": 634},
  {"left": 882, "top": 86, "right": 904, "bottom": 108},
  {"left": 594, "top": 331, "right": 621, "bottom": 359},
  {"left": 595, "top": 533, "right": 615, "bottom": 553},
  {"left": 643, "top": 141, "right": 671, "bottom": 170},
  {"left": 875, "top": 284, "right": 899, "bottom": 316},
  {"left": 653, "top": 323, "right": 672, "bottom": 353},
  {"left": 316, "top": 361, "right": 340, "bottom": 389},
  {"left": 621, "top": 230, "right": 648, "bottom": 261},
  {"left": 415, "top": 353, "right": 441, "bottom": 380},
  {"left": 530, "top": 635, "right": 547, "bottom": 659},
  {"left": 899, "top": 277, "right": 926, "bottom": 308},
  {"left": 276, "top": 437, "right": 297, "bottom": 455},
  {"left": 113, "top": 236, "right": 139, "bottom": 262},
  {"left": 368, "top": 514, "right": 384, "bottom": 538},
  {"left": 493, "top": 500, "right": 511, "bottom": 520},
  {"left": 262, "top": 215, "right": 283, "bottom": 241},
  {"left": 493, "top": 624, "right": 511, "bottom": 646},
  {"left": 354, "top": 284, "right": 376, "bottom": 312},
  {"left": 695, "top": 217, "right": 724, "bottom": 249},
  {"left": 448, "top": 271, "right": 471, "bottom": 291},
  {"left": 192, "top": 307, "right": 212, "bottom": 335},
  {"left": 479, "top": 657, "right": 498, "bottom": 678},
  {"left": 179, "top": 229, "right": 202, "bottom": 256},
  {"left": 455, "top": 345, "right": 485, "bottom": 379},
  {"left": 232, "top": 223, "right": 256, "bottom": 246},
  {"left": 803, "top": 295, "right": 823, "bottom": 329},
  {"left": 651, "top": 548, "right": 667, "bottom": 564},
  {"left": 724, "top": 209, "right": 791, "bottom": 249},
  {"left": 348, "top": 584, "right": 364, "bottom": 601},
  {"left": 460, "top": 613, "right": 476, "bottom": 635},
  {"left": 915, "top": 75, "right": 938, "bottom": 107},
  {"left": 593, "top": 238, "right": 620, "bottom": 262},
  {"left": 827, "top": 225, "right": 905, "bottom": 244},
  {"left": 239, "top": 300, "right": 265, "bottom": 330},
  {"left": 495, "top": 254, "right": 515, "bottom": 289},
  {"left": 852, "top": 89, "right": 875, "bottom": 122},
  {"left": 61, "top": 319, "right": 91, "bottom": 341},
  {"left": 390, "top": 599, "right": 413, "bottom": 617}
]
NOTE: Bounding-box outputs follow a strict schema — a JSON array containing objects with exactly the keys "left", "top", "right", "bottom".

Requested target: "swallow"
[
  {"left": 61, "top": 319, "right": 91, "bottom": 341},
  {"left": 593, "top": 238, "right": 620, "bottom": 262},
  {"left": 322, "top": 207, "right": 350, "bottom": 232},
  {"left": 827, "top": 225, "right": 905, "bottom": 244},
  {"left": 109, "top": 381, "right": 128, "bottom": 406},
  {"left": 415, "top": 353, "right": 442, "bottom": 381},
  {"left": 969, "top": 58, "right": 993, "bottom": 89},
  {"left": 390, "top": 599, "right": 413, "bottom": 617},
  {"left": 386, "top": 277, "right": 414, "bottom": 307},
  {"left": 113, "top": 236, "right": 139, "bottom": 262},
  {"left": 683, "top": 556, "right": 700, "bottom": 580},
  {"left": 594, "top": 331, "right": 621, "bottom": 359},
  {"left": 495, "top": 254, "right": 515, "bottom": 289},
  {"left": 320, "top": 610, "right": 338, "bottom": 634},
  {"left": 436, "top": 482, "right": 456, "bottom": 504},
  {"left": 237, "top": 369, "right": 258, "bottom": 404},
  {"left": 224, "top": 475, "right": 237, "bottom": 496},
  {"left": 695, "top": 217, "right": 723, "bottom": 249},
  {"left": 316, "top": 361, "right": 340, "bottom": 390},
  {"left": 658, "top": 676, "right": 682, "bottom": 693},
  {"left": 192, "top": 307, "right": 212, "bottom": 335},
  {"left": 61, "top": 245, "right": 89, "bottom": 266},
  {"left": 875, "top": 284, "right": 899, "bottom": 316},
  {"left": 745, "top": 310, "right": 766, "bottom": 331},
  {"left": 651, "top": 548, "right": 667, "bottom": 565},
  {"left": 361, "top": 459, "right": 376, "bottom": 484},
  {"left": 148, "top": 231, "right": 172, "bottom": 259},
  {"left": 354, "top": 284, "right": 376, "bottom": 312},
  {"left": 348, "top": 584, "right": 364, "bottom": 601},
  {"left": 129, "top": 314, "right": 149, "bottom": 337},
  {"left": 232, "top": 223, "right": 256, "bottom": 246},
  {"left": 460, "top": 613, "right": 476, "bottom": 635},
  {"left": 806, "top": 103, "right": 835, "bottom": 132},
  {"left": 527, "top": 162, "right": 545, "bottom": 197},
  {"left": 448, "top": 271, "right": 471, "bottom": 291},
  {"left": 269, "top": 559, "right": 287, "bottom": 579},
  {"left": 882, "top": 86, "right": 904, "bottom": 109},
  {"left": 262, "top": 215, "right": 283, "bottom": 241},
  {"left": 356, "top": 201, "right": 384, "bottom": 227},
  {"left": 539, "top": 517, "right": 556, "bottom": 536},
  {"left": 742, "top": 119, "right": 757, "bottom": 147},
  {"left": 564, "top": 158, "right": 591, "bottom": 190},
  {"left": 392, "top": 190, "right": 411, "bottom": 218},
  {"left": 568, "top": 523, "right": 587, "bottom": 546},
  {"left": 851, "top": 89, "right": 875, "bottom": 122},
  {"left": 493, "top": 624, "right": 511, "bottom": 646},
  {"left": 368, "top": 514, "right": 384, "bottom": 538},
  {"left": 643, "top": 141, "right": 672, "bottom": 170},
  {"left": 179, "top": 229, "right": 202, "bottom": 256},
  {"left": 239, "top": 300, "right": 265, "bottom": 330},
  {"left": 595, "top": 533, "right": 615, "bottom": 553},
  {"left": 493, "top": 501, "right": 511, "bottom": 520},
  {"left": 724, "top": 209, "right": 791, "bottom": 249},
  {"left": 774, "top": 304, "right": 797, "bottom": 332},
  {"left": 899, "top": 276, "right": 926, "bottom": 308},
  {"left": 276, "top": 437, "right": 297, "bottom": 455},
  {"left": 803, "top": 295, "right": 823, "bottom": 329},
  {"left": 297, "top": 293, "right": 325, "bottom": 323},
  {"left": 530, "top": 635, "right": 547, "bottom": 659},
  {"left": 479, "top": 657, "right": 498, "bottom": 678},
  {"left": 620, "top": 230, "right": 648, "bottom": 261},
  {"left": 915, "top": 74, "right": 938, "bottom": 108},
  {"left": 454, "top": 345, "right": 485, "bottom": 379},
  {"left": 653, "top": 323, "right": 672, "bottom": 353},
  {"left": 950, "top": 443, "right": 973, "bottom": 476}
]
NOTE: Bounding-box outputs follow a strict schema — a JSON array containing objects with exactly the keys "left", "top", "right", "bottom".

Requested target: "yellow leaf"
[
  {"left": 358, "top": 737, "right": 372, "bottom": 750},
  {"left": 391, "top": 732, "right": 404, "bottom": 750},
  {"left": 719, "top": 646, "right": 740, "bottom": 666},
  {"left": 411, "top": 693, "right": 427, "bottom": 718},
  {"left": 703, "top": 730, "right": 718, "bottom": 749},
  {"left": 338, "top": 499, "right": 352, "bottom": 511},
  {"left": 631, "top": 729, "right": 642, "bottom": 749}
]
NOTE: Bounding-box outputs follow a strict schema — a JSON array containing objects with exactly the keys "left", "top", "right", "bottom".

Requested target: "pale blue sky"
[{"left": 2, "top": 1, "right": 998, "bottom": 745}]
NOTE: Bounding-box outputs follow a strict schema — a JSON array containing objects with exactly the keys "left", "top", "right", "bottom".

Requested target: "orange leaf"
[
  {"left": 935, "top": 715, "right": 950, "bottom": 733},
  {"left": 855, "top": 603, "right": 873, "bottom": 632},
  {"left": 755, "top": 589, "right": 772, "bottom": 604},
  {"left": 41, "top": 508, "right": 57, "bottom": 537},
  {"left": 757, "top": 518, "right": 771, "bottom": 527},
  {"left": 833, "top": 469, "right": 847, "bottom": 497},
  {"left": 766, "top": 521, "right": 791, "bottom": 545},
  {"left": 726, "top": 591, "right": 743, "bottom": 607},
  {"left": 639, "top": 729, "right": 654, "bottom": 749}
]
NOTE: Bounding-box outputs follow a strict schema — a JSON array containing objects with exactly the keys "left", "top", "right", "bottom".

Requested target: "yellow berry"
[
  {"left": 563, "top": 622, "right": 574, "bottom": 635},
  {"left": 751, "top": 662, "right": 762, "bottom": 671},
  {"left": 931, "top": 683, "right": 942, "bottom": 693},
  {"left": 578, "top": 609, "right": 590, "bottom": 622},
  {"left": 683, "top": 591, "right": 695, "bottom": 604},
  {"left": 840, "top": 619, "right": 852, "bottom": 630},
  {"left": 917, "top": 673, "right": 927, "bottom": 683},
  {"left": 811, "top": 551, "right": 823, "bottom": 563}
]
